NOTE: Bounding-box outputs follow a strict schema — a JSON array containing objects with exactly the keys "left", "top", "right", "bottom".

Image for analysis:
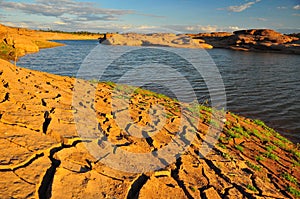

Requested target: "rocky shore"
[
  {"left": 0, "top": 24, "right": 101, "bottom": 60},
  {"left": 100, "top": 29, "right": 300, "bottom": 54},
  {"left": 101, "top": 33, "right": 213, "bottom": 49},
  {"left": 0, "top": 58, "right": 300, "bottom": 198},
  {"left": 189, "top": 29, "right": 300, "bottom": 54}
]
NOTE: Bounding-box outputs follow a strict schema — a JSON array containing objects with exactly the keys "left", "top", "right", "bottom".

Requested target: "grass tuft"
[
  {"left": 282, "top": 172, "right": 298, "bottom": 185},
  {"left": 235, "top": 145, "right": 244, "bottom": 152},
  {"left": 286, "top": 185, "right": 300, "bottom": 197},
  {"left": 246, "top": 161, "right": 262, "bottom": 171},
  {"left": 246, "top": 184, "right": 258, "bottom": 192},
  {"left": 264, "top": 152, "right": 279, "bottom": 161}
]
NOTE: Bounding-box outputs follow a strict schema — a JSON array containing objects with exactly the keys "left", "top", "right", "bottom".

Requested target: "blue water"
[{"left": 17, "top": 40, "right": 300, "bottom": 143}]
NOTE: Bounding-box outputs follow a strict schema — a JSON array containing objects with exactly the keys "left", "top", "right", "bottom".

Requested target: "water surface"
[{"left": 17, "top": 40, "right": 300, "bottom": 143}]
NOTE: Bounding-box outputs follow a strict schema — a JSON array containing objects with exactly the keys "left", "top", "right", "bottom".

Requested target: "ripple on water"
[{"left": 17, "top": 42, "right": 300, "bottom": 143}]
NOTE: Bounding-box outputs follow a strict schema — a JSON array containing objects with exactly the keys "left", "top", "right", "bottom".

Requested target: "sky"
[{"left": 0, "top": 0, "right": 299, "bottom": 33}]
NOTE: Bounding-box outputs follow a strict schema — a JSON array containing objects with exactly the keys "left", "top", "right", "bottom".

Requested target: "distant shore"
[{"left": 0, "top": 23, "right": 102, "bottom": 60}]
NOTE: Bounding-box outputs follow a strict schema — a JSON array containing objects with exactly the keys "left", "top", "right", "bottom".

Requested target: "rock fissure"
[
  {"left": 126, "top": 174, "right": 149, "bottom": 199},
  {"left": 170, "top": 157, "right": 194, "bottom": 199}
]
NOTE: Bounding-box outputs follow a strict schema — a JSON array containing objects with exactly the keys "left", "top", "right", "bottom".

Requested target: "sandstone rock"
[
  {"left": 203, "top": 187, "right": 222, "bottom": 199},
  {"left": 102, "top": 33, "right": 213, "bottom": 49},
  {"left": 191, "top": 29, "right": 300, "bottom": 54}
]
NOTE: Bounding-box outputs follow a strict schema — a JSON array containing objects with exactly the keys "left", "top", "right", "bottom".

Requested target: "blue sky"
[{"left": 0, "top": 0, "right": 299, "bottom": 33}]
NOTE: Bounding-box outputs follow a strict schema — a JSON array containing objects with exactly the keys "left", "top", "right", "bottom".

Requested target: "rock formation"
[
  {"left": 191, "top": 29, "right": 300, "bottom": 54},
  {"left": 0, "top": 58, "right": 299, "bottom": 198},
  {"left": 101, "top": 33, "right": 213, "bottom": 49},
  {"left": 0, "top": 24, "right": 101, "bottom": 60}
]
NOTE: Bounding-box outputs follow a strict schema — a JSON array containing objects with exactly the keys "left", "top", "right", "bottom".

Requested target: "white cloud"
[
  {"left": 0, "top": 0, "right": 134, "bottom": 18},
  {"left": 164, "top": 25, "right": 242, "bottom": 33},
  {"left": 54, "top": 21, "right": 68, "bottom": 25},
  {"left": 293, "top": 5, "right": 300, "bottom": 10},
  {"left": 224, "top": 0, "right": 261, "bottom": 13}
]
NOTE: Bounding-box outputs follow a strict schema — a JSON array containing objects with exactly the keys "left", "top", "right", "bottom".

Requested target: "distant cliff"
[{"left": 190, "top": 29, "right": 300, "bottom": 54}]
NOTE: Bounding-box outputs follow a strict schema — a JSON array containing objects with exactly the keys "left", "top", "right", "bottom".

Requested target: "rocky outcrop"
[
  {"left": 191, "top": 29, "right": 300, "bottom": 54},
  {"left": 101, "top": 33, "right": 213, "bottom": 49},
  {"left": 0, "top": 58, "right": 299, "bottom": 198},
  {"left": 0, "top": 24, "right": 102, "bottom": 60}
]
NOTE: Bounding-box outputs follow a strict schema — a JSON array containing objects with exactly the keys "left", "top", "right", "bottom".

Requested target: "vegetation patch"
[
  {"left": 275, "top": 133, "right": 291, "bottom": 143},
  {"left": 266, "top": 145, "right": 277, "bottom": 152},
  {"left": 246, "top": 161, "right": 262, "bottom": 171},
  {"left": 264, "top": 152, "right": 279, "bottom": 161},
  {"left": 227, "top": 129, "right": 241, "bottom": 139},
  {"left": 282, "top": 172, "right": 298, "bottom": 185},
  {"left": 251, "top": 129, "right": 263, "bottom": 140},
  {"left": 286, "top": 185, "right": 300, "bottom": 197},
  {"left": 235, "top": 145, "right": 244, "bottom": 152},
  {"left": 246, "top": 184, "right": 258, "bottom": 192},
  {"left": 255, "top": 155, "right": 265, "bottom": 161},
  {"left": 217, "top": 143, "right": 227, "bottom": 149}
]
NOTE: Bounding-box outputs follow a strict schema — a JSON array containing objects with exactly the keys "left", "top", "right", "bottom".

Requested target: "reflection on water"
[{"left": 18, "top": 40, "right": 300, "bottom": 143}]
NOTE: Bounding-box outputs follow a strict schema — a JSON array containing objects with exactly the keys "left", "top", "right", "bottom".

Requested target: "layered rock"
[
  {"left": 0, "top": 58, "right": 299, "bottom": 198},
  {"left": 191, "top": 29, "right": 300, "bottom": 54}
]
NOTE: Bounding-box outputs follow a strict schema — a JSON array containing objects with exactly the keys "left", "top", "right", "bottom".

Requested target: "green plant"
[
  {"left": 246, "top": 161, "right": 262, "bottom": 171},
  {"left": 222, "top": 152, "right": 232, "bottom": 160},
  {"left": 266, "top": 145, "right": 277, "bottom": 152},
  {"left": 255, "top": 155, "right": 265, "bottom": 161},
  {"left": 232, "top": 126, "right": 250, "bottom": 138},
  {"left": 165, "top": 112, "right": 174, "bottom": 119},
  {"left": 289, "top": 149, "right": 300, "bottom": 159},
  {"left": 105, "top": 81, "right": 115, "bottom": 87},
  {"left": 275, "top": 133, "right": 291, "bottom": 143},
  {"left": 272, "top": 139, "right": 287, "bottom": 149},
  {"left": 282, "top": 172, "right": 298, "bottom": 185},
  {"left": 235, "top": 145, "right": 244, "bottom": 152},
  {"left": 217, "top": 143, "right": 227, "bottom": 149},
  {"left": 254, "top": 119, "right": 266, "bottom": 127},
  {"left": 292, "top": 160, "right": 300, "bottom": 167},
  {"left": 231, "top": 113, "right": 239, "bottom": 120},
  {"left": 286, "top": 185, "right": 300, "bottom": 197},
  {"left": 264, "top": 152, "right": 279, "bottom": 161},
  {"left": 227, "top": 129, "right": 241, "bottom": 138},
  {"left": 188, "top": 186, "right": 197, "bottom": 192},
  {"left": 198, "top": 105, "right": 212, "bottom": 113},
  {"left": 251, "top": 129, "right": 263, "bottom": 140},
  {"left": 246, "top": 184, "right": 258, "bottom": 192}
]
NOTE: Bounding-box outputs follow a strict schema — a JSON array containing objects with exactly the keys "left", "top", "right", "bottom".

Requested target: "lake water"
[{"left": 17, "top": 40, "right": 300, "bottom": 143}]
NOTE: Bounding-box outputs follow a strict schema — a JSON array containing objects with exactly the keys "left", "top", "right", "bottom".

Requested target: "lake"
[{"left": 17, "top": 40, "right": 300, "bottom": 143}]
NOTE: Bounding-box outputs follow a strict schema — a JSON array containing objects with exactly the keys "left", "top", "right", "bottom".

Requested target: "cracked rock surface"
[{"left": 0, "top": 59, "right": 300, "bottom": 199}]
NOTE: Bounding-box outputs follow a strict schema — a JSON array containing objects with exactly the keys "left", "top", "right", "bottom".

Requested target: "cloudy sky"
[{"left": 0, "top": 0, "right": 299, "bottom": 33}]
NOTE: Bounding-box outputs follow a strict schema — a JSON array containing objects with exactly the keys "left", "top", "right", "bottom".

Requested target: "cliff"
[{"left": 0, "top": 58, "right": 299, "bottom": 198}]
